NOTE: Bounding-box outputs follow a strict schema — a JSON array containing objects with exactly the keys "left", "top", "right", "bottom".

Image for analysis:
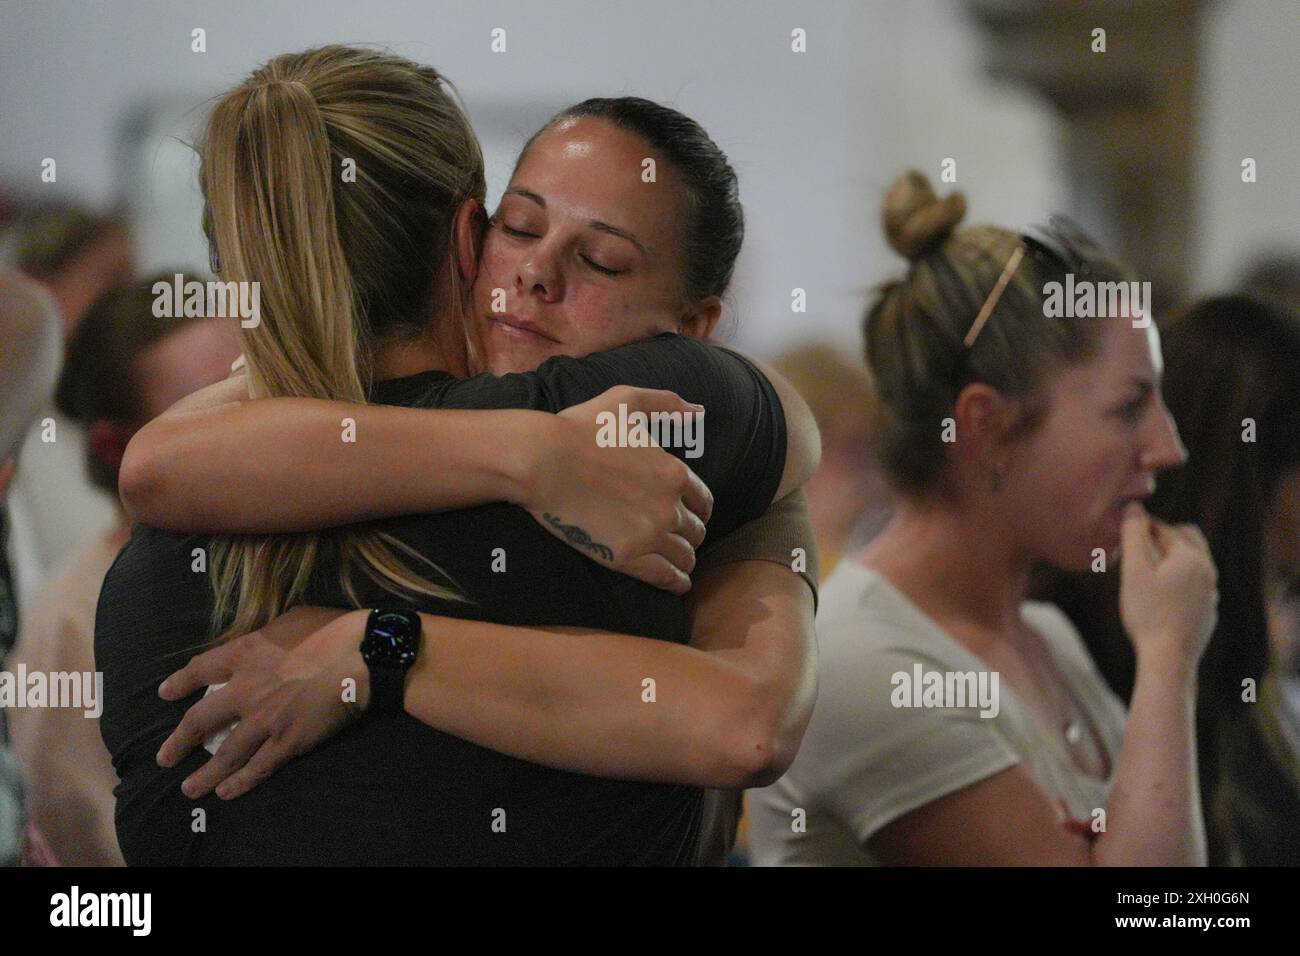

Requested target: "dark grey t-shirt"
[{"left": 95, "top": 333, "right": 786, "bottom": 865}]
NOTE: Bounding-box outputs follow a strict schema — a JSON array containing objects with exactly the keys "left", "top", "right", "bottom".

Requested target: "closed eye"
[
  {"left": 502, "top": 225, "right": 540, "bottom": 240},
  {"left": 1116, "top": 381, "right": 1154, "bottom": 422},
  {"left": 581, "top": 255, "right": 623, "bottom": 276},
  {"left": 1115, "top": 395, "right": 1147, "bottom": 421}
]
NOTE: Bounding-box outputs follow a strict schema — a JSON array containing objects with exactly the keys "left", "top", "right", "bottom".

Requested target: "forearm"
[
  {"left": 389, "top": 562, "right": 815, "bottom": 788},
  {"left": 401, "top": 615, "right": 768, "bottom": 788},
  {"left": 121, "top": 397, "right": 549, "bottom": 532},
  {"left": 1093, "top": 647, "right": 1206, "bottom": 866}
]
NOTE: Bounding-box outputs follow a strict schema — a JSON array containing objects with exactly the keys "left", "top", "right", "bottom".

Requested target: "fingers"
[
  {"left": 1150, "top": 519, "right": 1215, "bottom": 573},
  {"left": 626, "top": 553, "right": 692, "bottom": 595},
  {"left": 1171, "top": 522, "right": 1213, "bottom": 560},
  {"left": 1120, "top": 501, "right": 1159, "bottom": 568},
  {"left": 157, "top": 686, "right": 242, "bottom": 768},
  {"left": 658, "top": 531, "right": 696, "bottom": 578},
  {"left": 618, "top": 386, "right": 705, "bottom": 416},
  {"left": 1147, "top": 519, "right": 1182, "bottom": 562},
  {"left": 179, "top": 716, "right": 270, "bottom": 798},
  {"left": 159, "top": 642, "right": 238, "bottom": 700},
  {"left": 676, "top": 500, "right": 707, "bottom": 550},
  {"left": 214, "top": 739, "right": 290, "bottom": 800},
  {"left": 679, "top": 466, "right": 713, "bottom": 527}
]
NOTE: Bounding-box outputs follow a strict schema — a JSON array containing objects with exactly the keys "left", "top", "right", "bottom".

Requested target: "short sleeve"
[
  {"left": 695, "top": 489, "right": 819, "bottom": 609},
  {"left": 803, "top": 642, "right": 1021, "bottom": 847},
  {"left": 431, "top": 334, "right": 788, "bottom": 543}
]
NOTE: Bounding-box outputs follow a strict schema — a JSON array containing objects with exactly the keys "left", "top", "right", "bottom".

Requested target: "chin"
[
  {"left": 1042, "top": 529, "right": 1120, "bottom": 575},
  {"left": 1072, "top": 532, "right": 1122, "bottom": 573}
]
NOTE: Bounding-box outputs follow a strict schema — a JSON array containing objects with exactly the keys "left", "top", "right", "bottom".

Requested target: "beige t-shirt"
[{"left": 748, "top": 561, "right": 1128, "bottom": 865}]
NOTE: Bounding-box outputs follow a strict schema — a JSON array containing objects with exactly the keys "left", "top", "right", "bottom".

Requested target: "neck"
[
  {"left": 372, "top": 297, "right": 480, "bottom": 382},
  {"left": 371, "top": 335, "right": 447, "bottom": 382},
  {"left": 860, "top": 493, "right": 1032, "bottom": 636}
]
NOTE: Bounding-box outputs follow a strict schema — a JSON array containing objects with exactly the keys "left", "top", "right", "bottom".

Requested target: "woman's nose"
[
  {"left": 1144, "top": 401, "right": 1188, "bottom": 471},
  {"left": 517, "top": 249, "right": 562, "bottom": 302}
]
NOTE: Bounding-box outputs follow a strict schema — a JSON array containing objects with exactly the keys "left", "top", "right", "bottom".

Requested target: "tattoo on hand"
[{"left": 542, "top": 513, "right": 614, "bottom": 562}]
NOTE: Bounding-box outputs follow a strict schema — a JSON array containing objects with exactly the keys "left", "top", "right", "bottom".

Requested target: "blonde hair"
[
  {"left": 863, "top": 169, "right": 1130, "bottom": 498},
  {"left": 197, "top": 45, "right": 486, "bottom": 638}
]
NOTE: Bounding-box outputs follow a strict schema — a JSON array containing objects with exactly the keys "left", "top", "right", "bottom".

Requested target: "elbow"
[
  {"left": 117, "top": 432, "right": 167, "bottom": 524},
  {"left": 731, "top": 737, "right": 789, "bottom": 790},
  {"left": 720, "top": 683, "right": 802, "bottom": 790}
]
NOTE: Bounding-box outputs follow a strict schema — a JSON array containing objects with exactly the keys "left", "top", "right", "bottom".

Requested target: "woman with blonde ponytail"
[
  {"left": 196, "top": 47, "right": 487, "bottom": 640},
  {"left": 97, "top": 47, "right": 819, "bottom": 865},
  {"left": 749, "top": 169, "right": 1218, "bottom": 866}
]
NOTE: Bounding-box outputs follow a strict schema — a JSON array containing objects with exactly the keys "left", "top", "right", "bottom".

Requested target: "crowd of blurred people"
[{"left": 0, "top": 200, "right": 238, "bottom": 864}]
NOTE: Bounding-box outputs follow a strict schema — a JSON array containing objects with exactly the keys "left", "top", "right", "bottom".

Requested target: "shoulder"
[
  {"left": 812, "top": 564, "right": 983, "bottom": 725},
  {"left": 816, "top": 563, "right": 963, "bottom": 662},
  {"left": 95, "top": 525, "right": 213, "bottom": 662}
]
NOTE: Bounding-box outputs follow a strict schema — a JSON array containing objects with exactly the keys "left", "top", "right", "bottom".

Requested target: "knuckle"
[{"left": 658, "top": 503, "right": 679, "bottom": 529}]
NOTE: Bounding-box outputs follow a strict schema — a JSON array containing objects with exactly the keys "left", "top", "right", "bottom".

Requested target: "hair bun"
[{"left": 882, "top": 169, "right": 966, "bottom": 262}]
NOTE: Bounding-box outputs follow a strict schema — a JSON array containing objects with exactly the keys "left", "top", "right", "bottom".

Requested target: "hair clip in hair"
[{"left": 964, "top": 245, "right": 1025, "bottom": 348}]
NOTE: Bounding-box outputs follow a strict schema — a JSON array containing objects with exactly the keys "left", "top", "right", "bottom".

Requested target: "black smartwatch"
[{"left": 360, "top": 608, "right": 422, "bottom": 714}]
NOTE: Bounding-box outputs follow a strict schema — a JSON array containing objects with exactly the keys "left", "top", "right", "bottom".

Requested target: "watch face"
[{"left": 363, "top": 610, "right": 420, "bottom": 668}]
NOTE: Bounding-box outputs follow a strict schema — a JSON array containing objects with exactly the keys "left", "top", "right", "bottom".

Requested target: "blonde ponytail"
[{"left": 198, "top": 46, "right": 485, "bottom": 638}]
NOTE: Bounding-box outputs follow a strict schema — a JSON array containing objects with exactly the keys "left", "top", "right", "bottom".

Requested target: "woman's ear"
[
  {"left": 953, "top": 382, "right": 1018, "bottom": 470},
  {"left": 454, "top": 198, "right": 487, "bottom": 285},
  {"left": 679, "top": 296, "right": 722, "bottom": 340}
]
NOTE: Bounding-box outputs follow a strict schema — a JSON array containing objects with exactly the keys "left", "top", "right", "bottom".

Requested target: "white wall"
[
  {"left": 1198, "top": 0, "right": 1300, "bottom": 293},
  {"left": 0, "top": 0, "right": 1065, "bottom": 357},
  {"left": 3, "top": 0, "right": 1290, "bottom": 352}
]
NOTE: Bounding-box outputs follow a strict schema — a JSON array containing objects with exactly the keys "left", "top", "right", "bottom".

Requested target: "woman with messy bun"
[{"left": 750, "top": 170, "right": 1219, "bottom": 865}]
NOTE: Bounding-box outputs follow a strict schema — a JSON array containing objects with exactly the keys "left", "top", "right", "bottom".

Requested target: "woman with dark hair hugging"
[{"left": 96, "top": 46, "right": 820, "bottom": 866}]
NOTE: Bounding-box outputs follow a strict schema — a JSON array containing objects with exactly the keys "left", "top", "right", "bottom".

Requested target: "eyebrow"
[{"left": 504, "top": 187, "right": 649, "bottom": 256}]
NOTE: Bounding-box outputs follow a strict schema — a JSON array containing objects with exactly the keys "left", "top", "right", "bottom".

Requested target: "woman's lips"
[{"left": 488, "top": 315, "right": 558, "bottom": 343}]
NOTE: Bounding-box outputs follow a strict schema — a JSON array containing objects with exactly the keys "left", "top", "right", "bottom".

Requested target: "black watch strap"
[{"left": 368, "top": 662, "right": 408, "bottom": 714}]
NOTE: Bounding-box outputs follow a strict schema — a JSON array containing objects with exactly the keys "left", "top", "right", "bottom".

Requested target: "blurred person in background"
[
  {"left": 749, "top": 170, "right": 1217, "bottom": 866},
  {"left": 0, "top": 271, "right": 64, "bottom": 865},
  {"left": 1037, "top": 294, "right": 1300, "bottom": 865},
  {"left": 771, "top": 342, "right": 892, "bottom": 578},
  {"left": 5, "top": 273, "right": 239, "bottom": 866},
  {"left": 1239, "top": 254, "right": 1300, "bottom": 321},
  {"left": 0, "top": 203, "right": 136, "bottom": 599},
  {"left": 2, "top": 202, "right": 134, "bottom": 339},
  {"left": 711, "top": 342, "right": 888, "bottom": 864}
]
